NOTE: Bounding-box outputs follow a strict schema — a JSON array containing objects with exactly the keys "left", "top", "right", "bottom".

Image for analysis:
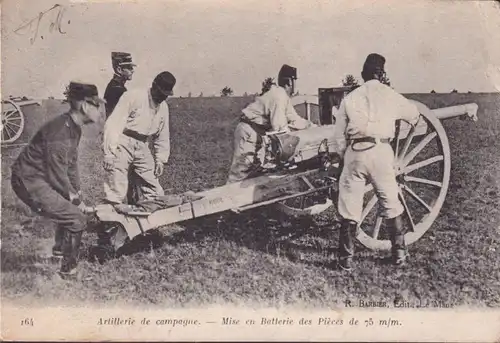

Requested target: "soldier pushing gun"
[
  {"left": 333, "top": 53, "right": 421, "bottom": 271},
  {"left": 11, "top": 81, "right": 106, "bottom": 279}
]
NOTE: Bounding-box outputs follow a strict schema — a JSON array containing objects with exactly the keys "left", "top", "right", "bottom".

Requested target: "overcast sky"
[{"left": 2, "top": 0, "right": 500, "bottom": 98}]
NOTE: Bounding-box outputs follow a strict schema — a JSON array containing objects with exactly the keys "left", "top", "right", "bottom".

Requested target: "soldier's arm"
[
  {"left": 45, "top": 140, "right": 74, "bottom": 200},
  {"left": 104, "top": 85, "right": 126, "bottom": 117},
  {"left": 333, "top": 100, "right": 348, "bottom": 158},
  {"left": 103, "top": 92, "right": 132, "bottom": 158},
  {"left": 286, "top": 99, "right": 315, "bottom": 130},
  {"left": 67, "top": 149, "right": 80, "bottom": 194},
  {"left": 395, "top": 93, "right": 420, "bottom": 126},
  {"left": 152, "top": 104, "right": 171, "bottom": 164}
]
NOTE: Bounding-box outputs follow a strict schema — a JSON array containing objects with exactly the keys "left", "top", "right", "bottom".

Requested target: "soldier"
[
  {"left": 103, "top": 71, "right": 176, "bottom": 205},
  {"left": 10, "top": 81, "right": 105, "bottom": 278},
  {"left": 227, "top": 64, "right": 316, "bottom": 183},
  {"left": 333, "top": 53, "right": 421, "bottom": 271},
  {"left": 103, "top": 51, "right": 139, "bottom": 204},
  {"left": 104, "top": 52, "right": 136, "bottom": 118}
]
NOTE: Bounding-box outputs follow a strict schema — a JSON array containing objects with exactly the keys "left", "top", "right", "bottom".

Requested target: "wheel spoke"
[
  {"left": 405, "top": 176, "right": 442, "bottom": 188},
  {"left": 3, "top": 110, "right": 17, "bottom": 120},
  {"left": 398, "top": 122, "right": 417, "bottom": 160},
  {"left": 360, "top": 194, "right": 378, "bottom": 224},
  {"left": 4, "top": 124, "right": 15, "bottom": 138},
  {"left": 372, "top": 216, "right": 383, "bottom": 239},
  {"left": 394, "top": 121, "right": 401, "bottom": 156},
  {"left": 399, "top": 189, "right": 415, "bottom": 232},
  {"left": 403, "top": 184, "right": 432, "bottom": 212},
  {"left": 5, "top": 121, "right": 21, "bottom": 128},
  {"left": 7, "top": 122, "right": 19, "bottom": 135},
  {"left": 405, "top": 155, "right": 443, "bottom": 174},
  {"left": 4, "top": 130, "right": 12, "bottom": 140},
  {"left": 402, "top": 131, "right": 437, "bottom": 167}
]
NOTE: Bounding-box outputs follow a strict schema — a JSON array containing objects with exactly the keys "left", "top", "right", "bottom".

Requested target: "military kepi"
[
  {"left": 362, "top": 53, "right": 386, "bottom": 74},
  {"left": 111, "top": 52, "right": 136, "bottom": 68},
  {"left": 153, "top": 71, "right": 176, "bottom": 96},
  {"left": 278, "top": 64, "right": 298, "bottom": 80},
  {"left": 67, "top": 81, "right": 106, "bottom": 106}
]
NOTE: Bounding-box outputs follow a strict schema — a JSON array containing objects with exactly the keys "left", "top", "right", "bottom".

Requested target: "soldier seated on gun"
[
  {"left": 10, "top": 81, "right": 105, "bottom": 279},
  {"left": 226, "top": 64, "right": 316, "bottom": 184}
]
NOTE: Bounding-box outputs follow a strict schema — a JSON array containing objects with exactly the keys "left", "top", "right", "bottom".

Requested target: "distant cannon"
[{"left": 1, "top": 97, "right": 41, "bottom": 144}]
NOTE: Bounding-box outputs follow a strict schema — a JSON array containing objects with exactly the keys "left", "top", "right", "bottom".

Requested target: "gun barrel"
[{"left": 430, "top": 103, "right": 478, "bottom": 121}]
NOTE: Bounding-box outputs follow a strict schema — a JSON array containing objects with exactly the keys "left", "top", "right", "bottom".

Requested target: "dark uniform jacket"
[
  {"left": 11, "top": 113, "right": 82, "bottom": 200},
  {"left": 104, "top": 76, "right": 127, "bottom": 118}
]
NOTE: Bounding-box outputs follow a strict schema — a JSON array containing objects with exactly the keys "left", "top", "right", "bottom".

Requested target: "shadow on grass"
[
  {"left": 92, "top": 205, "right": 388, "bottom": 270},
  {"left": 158, "top": 208, "right": 347, "bottom": 267}
]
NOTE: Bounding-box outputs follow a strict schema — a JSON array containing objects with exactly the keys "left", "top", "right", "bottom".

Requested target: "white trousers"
[
  {"left": 338, "top": 142, "right": 404, "bottom": 223},
  {"left": 104, "top": 136, "right": 164, "bottom": 204}
]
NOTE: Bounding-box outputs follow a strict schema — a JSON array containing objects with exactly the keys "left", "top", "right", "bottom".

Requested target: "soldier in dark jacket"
[
  {"left": 103, "top": 52, "right": 136, "bottom": 118},
  {"left": 11, "top": 81, "right": 105, "bottom": 278}
]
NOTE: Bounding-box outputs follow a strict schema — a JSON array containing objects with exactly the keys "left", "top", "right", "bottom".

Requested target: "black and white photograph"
[{"left": 1, "top": 0, "right": 500, "bottom": 341}]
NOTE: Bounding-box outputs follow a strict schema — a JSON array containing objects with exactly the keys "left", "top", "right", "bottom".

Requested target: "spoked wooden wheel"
[
  {"left": 271, "top": 97, "right": 332, "bottom": 217},
  {"left": 272, "top": 171, "right": 335, "bottom": 217},
  {"left": 1, "top": 100, "right": 25, "bottom": 144},
  {"left": 357, "top": 100, "right": 451, "bottom": 250}
]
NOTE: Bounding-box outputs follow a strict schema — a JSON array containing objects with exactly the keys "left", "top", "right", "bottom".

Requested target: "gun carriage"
[{"left": 92, "top": 87, "right": 478, "bottom": 252}]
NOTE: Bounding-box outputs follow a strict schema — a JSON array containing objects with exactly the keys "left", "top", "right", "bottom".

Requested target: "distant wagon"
[{"left": 1, "top": 96, "right": 41, "bottom": 144}]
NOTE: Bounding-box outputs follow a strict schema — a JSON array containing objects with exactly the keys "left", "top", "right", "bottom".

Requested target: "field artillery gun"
[
  {"left": 91, "top": 89, "right": 478, "bottom": 252},
  {"left": 1, "top": 96, "right": 41, "bottom": 144}
]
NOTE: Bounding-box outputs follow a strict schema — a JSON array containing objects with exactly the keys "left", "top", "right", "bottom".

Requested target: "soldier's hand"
[
  {"left": 154, "top": 161, "right": 164, "bottom": 177},
  {"left": 69, "top": 192, "right": 79, "bottom": 202},
  {"left": 103, "top": 155, "right": 115, "bottom": 171},
  {"left": 77, "top": 201, "right": 87, "bottom": 213},
  {"left": 70, "top": 191, "right": 82, "bottom": 205}
]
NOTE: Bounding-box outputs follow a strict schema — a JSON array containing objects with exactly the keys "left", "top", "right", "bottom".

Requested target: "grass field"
[{"left": 1, "top": 93, "right": 499, "bottom": 308}]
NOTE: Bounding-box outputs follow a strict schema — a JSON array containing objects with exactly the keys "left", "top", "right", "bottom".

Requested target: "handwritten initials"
[{"left": 14, "top": 4, "right": 69, "bottom": 45}]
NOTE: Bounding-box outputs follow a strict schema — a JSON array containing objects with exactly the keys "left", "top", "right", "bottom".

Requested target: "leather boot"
[
  {"left": 95, "top": 224, "right": 117, "bottom": 263},
  {"left": 59, "top": 230, "right": 83, "bottom": 279},
  {"left": 387, "top": 215, "right": 407, "bottom": 266},
  {"left": 337, "top": 219, "right": 357, "bottom": 271},
  {"left": 52, "top": 226, "right": 64, "bottom": 257}
]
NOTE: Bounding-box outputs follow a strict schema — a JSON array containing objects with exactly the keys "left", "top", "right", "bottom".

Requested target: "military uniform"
[
  {"left": 104, "top": 52, "right": 136, "bottom": 118},
  {"left": 103, "top": 52, "right": 140, "bottom": 204},
  {"left": 104, "top": 76, "right": 128, "bottom": 118},
  {"left": 227, "top": 65, "right": 314, "bottom": 183},
  {"left": 333, "top": 54, "right": 420, "bottom": 270},
  {"left": 11, "top": 113, "right": 85, "bottom": 234},
  {"left": 11, "top": 81, "right": 105, "bottom": 276},
  {"left": 103, "top": 72, "right": 175, "bottom": 204}
]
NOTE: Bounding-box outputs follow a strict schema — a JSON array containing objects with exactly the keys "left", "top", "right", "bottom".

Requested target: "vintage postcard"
[{"left": 1, "top": 0, "right": 500, "bottom": 341}]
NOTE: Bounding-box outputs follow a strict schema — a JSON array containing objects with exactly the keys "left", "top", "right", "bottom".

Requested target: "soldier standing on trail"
[
  {"left": 104, "top": 52, "right": 136, "bottom": 118},
  {"left": 10, "top": 81, "right": 105, "bottom": 278},
  {"left": 226, "top": 64, "right": 316, "bottom": 183},
  {"left": 333, "top": 53, "right": 421, "bottom": 271},
  {"left": 103, "top": 71, "right": 176, "bottom": 205}
]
